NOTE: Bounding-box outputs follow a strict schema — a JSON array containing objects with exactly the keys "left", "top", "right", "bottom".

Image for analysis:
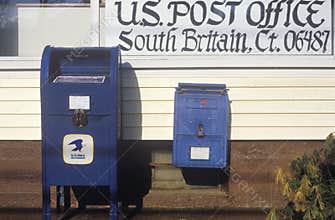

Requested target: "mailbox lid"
[{"left": 176, "top": 83, "right": 227, "bottom": 96}]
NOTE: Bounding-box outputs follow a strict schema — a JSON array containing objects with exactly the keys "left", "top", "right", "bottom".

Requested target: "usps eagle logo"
[{"left": 68, "top": 139, "right": 84, "bottom": 152}]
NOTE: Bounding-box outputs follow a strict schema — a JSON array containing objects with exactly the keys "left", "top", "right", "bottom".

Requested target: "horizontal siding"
[
  {"left": 3, "top": 87, "right": 335, "bottom": 101},
  {"left": 0, "top": 88, "right": 39, "bottom": 100},
  {"left": 0, "top": 60, "right": 334, "bottom": 140},
  {"left": 0, "top": 101, "right": 40, "bottom": 114},
  {"left": 4, "top": 99, "right": 331, "bottom": 116},
  {"left": 4, "top": 83, "right": 335, "bottom": 101},
  {"left": 123, "top": 114, "right": 335, "bottom": 127},
  {"left": 123, "top": 87, "right": 335, "bottom": 101},
  {"left": 122, "top": 70, "right": 335, "bottom": 88},
  {"left": 1, "top": 113, "right": 334, "bottom": 128},
  {"left": 123, "top": 100, "right": 335, "bottom": 114},
  {"left": 123, "top": 127, "right": 335, "bottom": 140},
  {"left": 0, "top": 115, "right": 40, "bottom": 127},
  {"left": 0, "top": 128, "right": 40, "bottom": 140}
]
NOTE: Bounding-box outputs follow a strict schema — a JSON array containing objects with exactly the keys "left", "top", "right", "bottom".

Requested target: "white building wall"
[{"left": 0, "top": 57, "right": 334, "bottom": 140}]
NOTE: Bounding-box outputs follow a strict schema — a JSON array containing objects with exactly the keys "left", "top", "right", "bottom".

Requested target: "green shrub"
[{"left": 268, "top": 133, "right": 335, "bottom": 220}]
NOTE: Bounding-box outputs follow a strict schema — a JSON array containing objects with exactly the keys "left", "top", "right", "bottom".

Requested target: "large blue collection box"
[
  {"left": 173, "top": 83, "right": 230, "bottom": 185},
  {"left": 40, "top": 46, "right": 230, "bottom": 218},
  {"left": 40, "top": 46, "right": 120, "bottom": 220}
]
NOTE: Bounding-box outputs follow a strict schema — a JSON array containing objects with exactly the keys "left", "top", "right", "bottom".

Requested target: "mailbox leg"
[
  {"left": 109, "top": 186, "right": 118, "bottom": 219},
  {"left": 56, "top": 186, "right": 61, "bottom": 212},
  {"left": 109, "top": 164, "right": 118, "bottom": 220},
  {"left": 64, "top": 186, "right": 71, "bottom": 212},
  {"left": 42, "top": 184, "right": 51, "bottom": 220}
]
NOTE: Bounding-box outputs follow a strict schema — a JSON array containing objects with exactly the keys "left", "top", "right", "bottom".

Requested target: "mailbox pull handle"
[
  {"left": 198, "top": 123, "right": 205, "bottom": 137},
  {"left": 72, "top": 109, "right": 88, "bottom": 127}
]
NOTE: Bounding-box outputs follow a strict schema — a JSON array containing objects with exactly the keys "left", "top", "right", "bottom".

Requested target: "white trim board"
[{"left": 1, "top": 56, "right": 335, "bottom": 70}]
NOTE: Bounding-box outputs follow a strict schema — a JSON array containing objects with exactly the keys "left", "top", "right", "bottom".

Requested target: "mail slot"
[
  {"left": 173, "top": 83, "right": 230, "bottom": 185},
  {"left": 40, "top": 46, "right": 120, "bottom": 220}
]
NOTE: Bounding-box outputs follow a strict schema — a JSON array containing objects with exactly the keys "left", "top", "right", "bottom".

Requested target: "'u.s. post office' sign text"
[{"left": 107, "top": 0, "right": 333, "bottom": 55}]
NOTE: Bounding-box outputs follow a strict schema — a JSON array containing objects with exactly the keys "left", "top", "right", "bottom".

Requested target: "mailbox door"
[{"left": 44, "top": 115, "right": 116, "bottom": 186}]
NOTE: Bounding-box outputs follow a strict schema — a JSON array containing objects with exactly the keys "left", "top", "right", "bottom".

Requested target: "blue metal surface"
[
  {"left": 40, "top": 46, "right": 120, "bottom": 220},
  {"left": 173, "top": 83, "right": 229, "bottom": 169}
]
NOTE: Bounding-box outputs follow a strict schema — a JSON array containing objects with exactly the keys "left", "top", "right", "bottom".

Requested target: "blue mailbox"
[
  {"left": 40, "top": 46, "right": 120, "bottom": 220},
  {"left": 173, "top": 83, "right": 230, "bottom": 185}
]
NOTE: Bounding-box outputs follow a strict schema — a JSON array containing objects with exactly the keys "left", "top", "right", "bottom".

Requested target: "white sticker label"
[
  {"left": 190, "top": 147, "right": 210, "bottom": 160},
  {"left": 63, "top": 134, "right": 94, "bottom": 165},
  {"left": 69, "top": 96, "right": 90, "bottom": 110}
]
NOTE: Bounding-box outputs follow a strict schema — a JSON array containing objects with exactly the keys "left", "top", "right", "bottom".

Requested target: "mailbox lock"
[
  {"left": 72, "top": 109, "right": 88, "bottom": 127},
  {"left": 198, "top": 123, "right": 205, "bottom": 137}
]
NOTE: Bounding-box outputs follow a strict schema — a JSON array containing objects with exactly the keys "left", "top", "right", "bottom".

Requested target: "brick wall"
[{"left": 0, "top": 140, "right": 323, "bottom": 209}]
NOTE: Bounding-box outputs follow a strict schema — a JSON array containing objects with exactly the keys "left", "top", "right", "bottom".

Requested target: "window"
[
  {"left": 0, "top": 0, "right": 95, "bottom": 57},
  {"left": 0, "top": 0, "right": 17, "bottom": 56}
]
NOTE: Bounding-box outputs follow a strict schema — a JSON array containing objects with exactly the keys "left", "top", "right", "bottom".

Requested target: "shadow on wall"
[{"left": 117, "top": 61, "right": 152, "bottom": 206}]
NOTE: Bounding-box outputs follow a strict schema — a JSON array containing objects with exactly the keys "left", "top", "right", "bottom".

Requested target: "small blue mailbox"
[
  {"left": 40, "top": 46, "right": 120, "bottom": 220},
  {"left": 173, "top": 83, "right": 230, "bottom": 185}
]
